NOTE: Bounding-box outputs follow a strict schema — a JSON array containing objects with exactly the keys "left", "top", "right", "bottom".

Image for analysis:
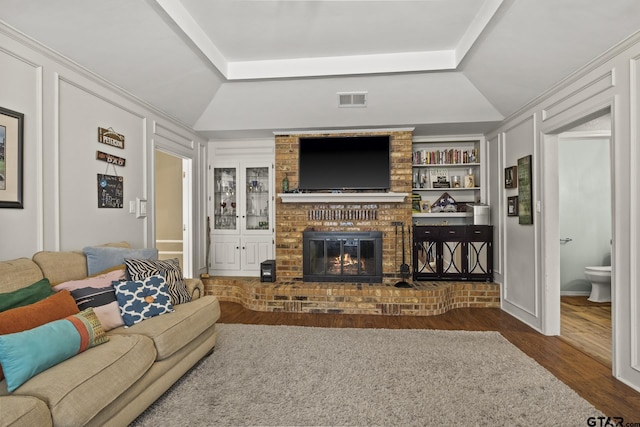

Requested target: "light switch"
[
  {"left": 136, "top": 197, "right": 147, "bottom": 218},
  {"left": 129, "top": 200, "right": 136, "bottom": 214}
]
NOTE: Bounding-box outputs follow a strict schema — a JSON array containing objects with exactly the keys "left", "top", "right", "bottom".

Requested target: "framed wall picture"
[
  {"left": 504, "top": 165, "right": 517, "bottom": 188},
  {"left": 507, "top": 196, "right": 518, "bottom": 216},
  {"left": 517, "top": 155, "right": 533, "bottom": 225},
  {"left": 0, "top": 106, "right": 24, "bottom": 208}
]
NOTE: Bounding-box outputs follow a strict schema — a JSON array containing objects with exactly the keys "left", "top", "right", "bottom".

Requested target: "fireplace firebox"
[{"left": 303, "top": 231, "right": 383, "bottom": 283}]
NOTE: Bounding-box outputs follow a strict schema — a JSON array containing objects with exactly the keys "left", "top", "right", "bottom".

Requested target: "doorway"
[
  {"left": 556, "top": 115, "right": 612, "bottom": 366},
  {"left": 154, "top": 149, "right": 193, "bottom": 277}
]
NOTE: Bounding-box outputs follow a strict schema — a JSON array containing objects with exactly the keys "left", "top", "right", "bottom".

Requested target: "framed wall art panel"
[
  {"left": 0, "top": 106, "right": 24, "bottom": 209},
  {"left": 517, "top": 155, "right": 533, "bottom": 225}
]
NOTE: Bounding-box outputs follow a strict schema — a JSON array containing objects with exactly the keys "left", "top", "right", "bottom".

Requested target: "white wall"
[
  {"left": 0, "top": 23, "right": 208, "bottom": 277},
  {"left": 487, "top": 32, "right": 640, "bottom": 391},
  {"left": 559, "top": 136, "right": 611, "bottom": 293}
]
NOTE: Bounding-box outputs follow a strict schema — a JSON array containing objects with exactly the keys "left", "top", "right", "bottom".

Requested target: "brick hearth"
[{"left": 203, "top": 278, "right": 500, "bottom": 316}]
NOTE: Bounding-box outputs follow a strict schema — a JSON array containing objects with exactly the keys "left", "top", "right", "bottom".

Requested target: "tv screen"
[{"left": 298, "top": 136, "right": 391, "bottom": 191}]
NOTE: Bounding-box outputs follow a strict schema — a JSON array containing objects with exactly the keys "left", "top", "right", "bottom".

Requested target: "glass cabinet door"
[
  {"left": 213, "top": 167, "right": 237, "bottom": 231},
  {"left": 245, "top": 166, "right": 269, "bottom": 230}
]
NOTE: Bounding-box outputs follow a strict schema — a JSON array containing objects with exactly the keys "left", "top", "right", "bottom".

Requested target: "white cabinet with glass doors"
[{"left": 209, "top": 162, "right": 274, "bottom": 275}]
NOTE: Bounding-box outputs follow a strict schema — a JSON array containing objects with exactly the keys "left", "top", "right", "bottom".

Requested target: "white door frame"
[
  {"left": 182, "top": 157, "right": 193, "bottom": 277},
  {"left": 153, "top": 146, "right": 193, "bottom": 278},
  {"left": 540, "top": 108, "right": 614, "bottom": 362}
]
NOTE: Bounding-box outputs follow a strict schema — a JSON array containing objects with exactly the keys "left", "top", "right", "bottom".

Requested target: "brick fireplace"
[{"left": 275, "top": 130, "right": 413, "bottom": 284}]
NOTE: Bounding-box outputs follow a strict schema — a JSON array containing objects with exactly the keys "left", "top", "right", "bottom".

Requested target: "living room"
[{"left": 1, "top": 1, "right": 640, "bottom": 421}]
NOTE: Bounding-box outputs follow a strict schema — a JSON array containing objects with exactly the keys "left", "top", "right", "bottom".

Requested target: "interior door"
[{"left": 154, "top": 149, "right": 192, "bottom": 276}]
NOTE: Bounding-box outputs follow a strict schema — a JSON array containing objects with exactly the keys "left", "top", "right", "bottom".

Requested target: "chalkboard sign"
[{"left": 97, "top": 173, "right": 123, "bottom": 208}]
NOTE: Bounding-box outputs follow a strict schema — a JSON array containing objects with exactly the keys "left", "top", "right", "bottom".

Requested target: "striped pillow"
[{"left": 124, "top": 258, "right": 191, "bottom": 304}]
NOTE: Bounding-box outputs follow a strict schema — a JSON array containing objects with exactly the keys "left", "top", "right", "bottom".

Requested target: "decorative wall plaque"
[
  {"left": 98, "top": 127, "right": 125, "bottom": 149},
  {"left": 96, "top": 150, "right": 126, "bottom": 167}
]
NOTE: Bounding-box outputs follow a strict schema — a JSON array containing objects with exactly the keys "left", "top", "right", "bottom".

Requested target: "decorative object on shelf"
[
  {"left": 507, "top": 196, "right": 518, "bottom": 216},
  {"left": 504, "top": 165, "right": 517, "bottom": 188},
  {"left": 420, "top": 201, "right": 431, "bottom": 213},
  {"left": 464, "top": 168, "right": 475, "bottom": 188},
  {"left": 431, "top": 192, "right": 457, "bottom": 213},
  {"left": 451, "top": 175, "right": 461, "bottom": 188},
  {"left": 0, "top": 106, "right": 24, "bottom": 208},
  {"left": 97, "top": 127, "right": 125, "bottom": 149},
  {"left": 411, "top": 193, "right": 422, "bottom": 213},
  {"left": 429, "top": 168, "right": 448, "bottom": 189},
  {"left": 517, "top": 155, "right": 533, "bottom": 225},
  {"left": 432, "top": 176, "right": 450, "bottom": 188},
  {"left": 282, "top": 173, "right": 289, "bottom": 192}
]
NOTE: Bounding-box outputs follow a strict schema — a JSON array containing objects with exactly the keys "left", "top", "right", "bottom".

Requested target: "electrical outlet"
[{"left": 391, "top": 221, "right": 404, "bottom": 226}]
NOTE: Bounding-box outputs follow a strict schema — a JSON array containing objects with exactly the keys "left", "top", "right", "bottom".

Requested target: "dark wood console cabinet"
[{"left": 413, "top": 225, "right": 493, "bottom": 282}]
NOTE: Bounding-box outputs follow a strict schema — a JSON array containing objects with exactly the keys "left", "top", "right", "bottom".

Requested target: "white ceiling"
[{"left": 1, "top": 0, "right": 639, "bottom": 139}]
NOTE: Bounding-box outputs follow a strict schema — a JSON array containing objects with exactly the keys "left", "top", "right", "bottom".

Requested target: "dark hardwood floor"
[{"left": 218, "top": 301, "right": 640, "bottom": 421}]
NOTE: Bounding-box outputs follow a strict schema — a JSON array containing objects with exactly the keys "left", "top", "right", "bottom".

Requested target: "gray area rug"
[{"left": 131, "top": 324, "right": 601, "bottom": 426}]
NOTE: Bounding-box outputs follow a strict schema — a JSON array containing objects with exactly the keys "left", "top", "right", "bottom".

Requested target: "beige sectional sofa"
[{"left": 0, "top": 245, "right": 221, "bottom": 427}]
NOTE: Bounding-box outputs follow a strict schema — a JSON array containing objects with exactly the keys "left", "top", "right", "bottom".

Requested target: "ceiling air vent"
[{"left": 338, "top": 91, "right": 367, "bottom": 108}]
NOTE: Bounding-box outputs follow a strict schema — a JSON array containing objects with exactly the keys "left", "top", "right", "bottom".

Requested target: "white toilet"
[{"left": 584, "top": 266, "right": 611, "bottom": 302}]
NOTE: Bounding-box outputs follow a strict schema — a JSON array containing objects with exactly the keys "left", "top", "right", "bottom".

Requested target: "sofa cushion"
[
  {"left": 83, "top": 246, "right": 158, "bottom": 276},
  {"left": 0, "top": 278, "right": 54, "bottom": 312},
  {"left": 32, "top": 251, "right": 88, "bottom": 286},
  {"left": 0, "top": 396, "right": 52, "bottom": 427},
  {"left": 0, "top": 290, "right": 79, "bottom": 382},
  {"left": 0, "top": 258, "right": 44, "bottom": 293},
  {"left": 31, "top": 242, "right": 132, "bottom": 286},
  {"left": 53, "top": 269, "right": 126, "bottom": 331},
  {"left": 125, "top": 257, "right": 192, "bottom": 305},
  {"left": 4, "top": 334, "right": 156, "bottom": 427},
  {"left": 108, "top": 295, "right": 220, "bottom": 360},
  {"left": 0, "top": 308, "right": 109, "bottom": 392}
]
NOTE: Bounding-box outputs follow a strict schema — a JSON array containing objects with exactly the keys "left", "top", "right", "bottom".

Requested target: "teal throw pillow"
[
  {"left": 0, "top": 278, "right": 54, "bottom": 312},
  {"left": 83, "top": 246, "right": 158, "bottom": 276},
  {"left": 0, "top": 308, "right": 109, "bottom": 392}
]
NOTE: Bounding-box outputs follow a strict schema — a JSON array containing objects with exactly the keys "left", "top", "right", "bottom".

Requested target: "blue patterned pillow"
[{"left": 112, "top": 275, "right": 174, "bottom": 327}]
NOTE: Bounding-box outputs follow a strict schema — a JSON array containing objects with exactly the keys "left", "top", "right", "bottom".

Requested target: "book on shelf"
[{"left": 413, "top": 148, "right": 479, "bottom": 165}]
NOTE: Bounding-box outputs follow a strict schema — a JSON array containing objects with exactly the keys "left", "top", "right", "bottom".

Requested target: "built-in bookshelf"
[{"left": 412, "top": 136, "right": 486, "bottom": 224}]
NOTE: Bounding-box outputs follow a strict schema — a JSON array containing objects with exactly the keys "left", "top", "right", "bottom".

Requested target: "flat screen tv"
[{"left": 298, "top": 135, "right": 391, "bottom": 191}]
